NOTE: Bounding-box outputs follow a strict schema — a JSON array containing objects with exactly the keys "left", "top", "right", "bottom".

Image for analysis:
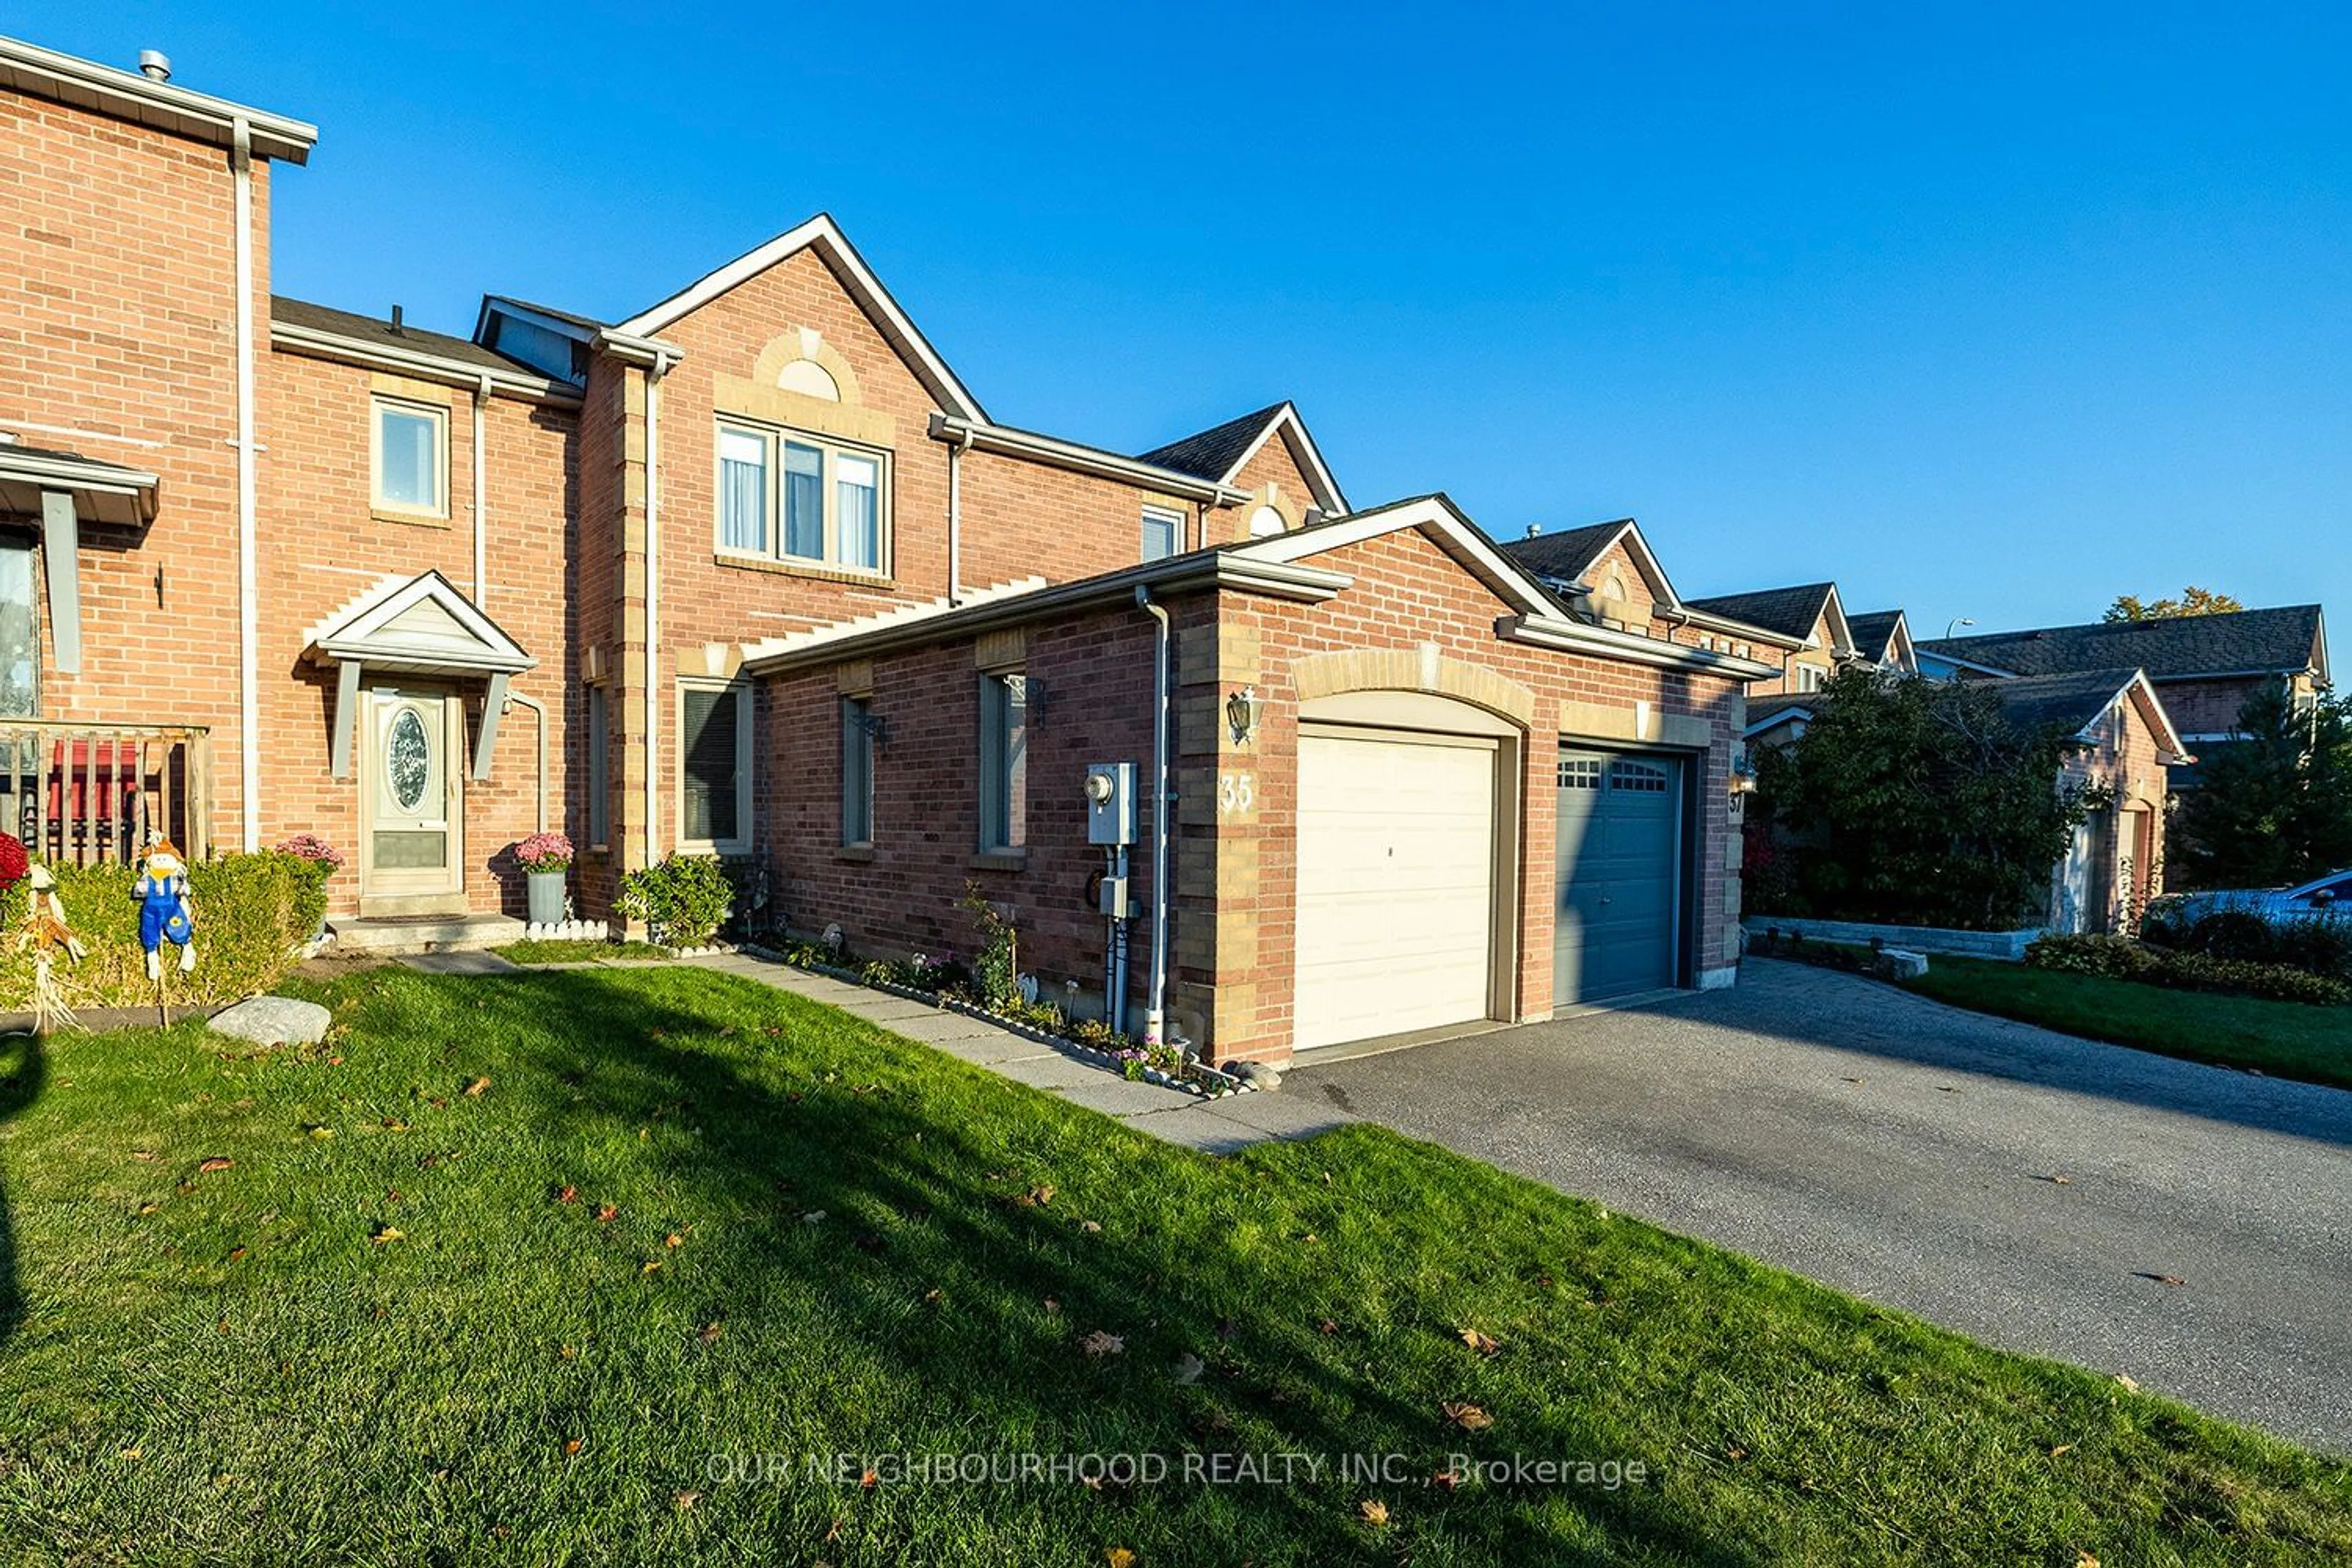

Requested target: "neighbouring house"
[
  {"left": 1683, "top": 583, "right": 1856, "bottom": 698},
  {"left": 1988, "top": 669, "right": 2187, "bottom": 932},
  {"left": 1917, "top": 605, "right": 2331, "bottom": 791},
  {"left": 1843, "top": 609, "right": 1917, "bottom": 674},
  {"left": 2, "top": 33, "right": 1773, "bottom": 1062}
]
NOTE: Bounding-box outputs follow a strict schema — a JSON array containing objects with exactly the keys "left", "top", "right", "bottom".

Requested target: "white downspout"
[
  {"left": 643, "top": 350, "right": 673, "bottom": 864},
  {"left": 472, "top": 374, "right": 491, "bottom": 605},
  {"left": 231, "top": 118, "right": 260, "bottom": 854},
  {"left": 1135, "top": 586, "right": 1172, "bottom": 1046},
  {"left": 946, "top": 424, "right": 974, "bottom": 606},
  {"left": 503, "top": 688, "right": 548, "bottom": 834}
]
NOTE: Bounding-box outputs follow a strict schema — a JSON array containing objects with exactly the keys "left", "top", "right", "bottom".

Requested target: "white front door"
[{"left": 360, "top": 687, "right": 465, "bottom": 912}]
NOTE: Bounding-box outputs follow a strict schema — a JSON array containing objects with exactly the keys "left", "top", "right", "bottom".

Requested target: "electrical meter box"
[{"left": 1083, "top": 761, "right": 1137, "bottom": 846}]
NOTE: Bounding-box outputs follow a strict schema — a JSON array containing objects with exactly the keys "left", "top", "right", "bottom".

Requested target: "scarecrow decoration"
[
  {"left": 134, "top": 835, "right": 196, "bottom": 1023},
  {"left": 13, "top": 862, "right": 86, "bottom": 1035}
]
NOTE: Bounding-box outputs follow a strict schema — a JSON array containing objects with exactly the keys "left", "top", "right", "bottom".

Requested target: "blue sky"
[{"left": 26, "top": 4, "right": 2351, "bottom": 650}]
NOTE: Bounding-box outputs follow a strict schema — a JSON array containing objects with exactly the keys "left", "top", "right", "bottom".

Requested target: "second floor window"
[
  {"left": 717, "top": 421, "right": 889, "bottom": 575},
  {"left": 1140, "top": 507, "right": 1181, "bottom": 562},
  {"left": 374, "top": 398, "right": 447, "bottom": 517}
]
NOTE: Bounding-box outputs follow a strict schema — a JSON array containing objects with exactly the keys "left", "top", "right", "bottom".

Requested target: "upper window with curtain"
[
  {"left": 372, "top": 397, "right": 448, "bottom": 518},
  {"left": 715, "top": 420, "right": 891, "bottom": 576}
]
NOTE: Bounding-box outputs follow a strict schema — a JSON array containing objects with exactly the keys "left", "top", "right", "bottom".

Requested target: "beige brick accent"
[
  {"left": 835, "top": 659, "right": 874, "bottom": 695},
  {"left": 1559, "top": 698, "right": 1709, "bottom": 749},
  {"left": 1291, "top": 646, "right": 1536, "bottom": 724}
]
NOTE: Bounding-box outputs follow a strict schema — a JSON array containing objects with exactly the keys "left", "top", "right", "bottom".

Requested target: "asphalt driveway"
[{"left": 1286, "top": 957, "right": 2352, "bottom": 1452}]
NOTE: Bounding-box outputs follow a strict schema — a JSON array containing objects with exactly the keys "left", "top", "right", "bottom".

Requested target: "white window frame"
[
  {"left": 1140, "top": 505, "right": 1182, "bottom": 563},
  {"left": 371, "top": 396, "right": 450, "bottom": 518},
  {"left": 674, "top": 677, "right": 754, "bottom": 856},
  {"left": 713, "top": 418, "right": 892, "bottom": 577}
]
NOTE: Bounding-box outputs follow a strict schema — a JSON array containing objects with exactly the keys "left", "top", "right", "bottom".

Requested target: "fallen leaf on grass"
[
  {"left": 1018, "top": 1184, "right": 1055, "bottom": 1207},
  {"left": 2135, "top": 1273, "right": 2188, "bottom": 1287},
  {"left": 1080, "top": 1330, "right": 1125, "bottom": 1358},
  {"left": 674, "top": 1490, "right": 702, "bottom": 1511},
  {"left": 369, "top": 1226, "right": 404, "bottom": 1245},
  {"left": 1081, "top": 1219, "right": 1102, "bottom": 1234},
  {"left": 2078, "top": 1553, "right": 2100, "bottom": 1568},
  {"left": 665, "top": 1232, "right": 684, "bottom": 1249},
  {"left": 381, "top": 1119, "right": 413, "bottom": 1133},
  {"left": 1359, "top": 1499, "right": 1390, "bottom": 1526},
  {"left": 1460, "top": 1329, "right": 1501, "bottom": 1356},
  {"left": 135, "top": 1201, "right": 159, "bottom": 1217},
  {"left": 306, "top": 1125, "right": 336, "bottom": 1140},
  {"left": 2038, "top": 1174, "right": 2073, "bottom": 1185},
  {"left": 558, "top": 1344, "right": 578, "bottom": 1361},
  {"left": 1317, "top": 1319, "right": 1338, "bottom": 1336},
  {"left": 800, "top": 1210, "right": 826, "bottom": 1226},
  {"left": 640, "top": 1259, "right": 663, "bottom": 1275},
  {"left": 1042, "top": 1297, "right": 1062, "bottom": 1316},
  {"left": 1442, "top": 1401, "right": 1493, "bottom": 1432},
  {"left": 2114, "top": 1374, "right": 2140, "bottom": 1392},
  {"left": 596, "top": 1204, "right": 619, "bottom": 1223},
  {"left": 118, "top": 1447, "right": 141, "bottom": 1462},
  {"left": 1171, "top": 1353, "right": 1205, "bottom": 1386},
  {"left": 132, "top": 1150, "right": 157, "bottom": 1162},
  {"left": 226, "top": 1246, "right": 246, "bottom": 1262},
  {"left": 556, "top": 1186, "right": 578, "bottom": 1204},
  {"left": 562, "top": 1438, "right": 582, "bottom": 1457},
  {"left": 1106, "top": 1550, "right": 1137, "bottom": 1568},
  {"left": 2050, "top": 1444, "right": 2075, "bottom": 1458},
  {"left": 698, "top": 1322, "right": 724, "bottom": 1343},
  {"left": 464, "top": 1077, "right": 490, "bottom": 1097}
]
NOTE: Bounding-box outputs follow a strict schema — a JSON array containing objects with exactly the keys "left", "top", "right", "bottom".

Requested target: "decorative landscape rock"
[
  {"left": 1880, "top": 949, "right": 1931, "bottom": 981},
  {"left": 208, "top": 995, "right": 331, "bottom": 1047},
  {"left": 1233, "top": 1060, "right": 1283, "bottom": 1091}
]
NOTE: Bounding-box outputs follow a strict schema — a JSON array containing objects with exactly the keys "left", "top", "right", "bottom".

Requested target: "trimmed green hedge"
[
  {"left": 0, "top": 851, "right": 328, "bottom": 1010},
  {"left": 2026, "top": 933, "right": 2352, "bottom": 1008}
]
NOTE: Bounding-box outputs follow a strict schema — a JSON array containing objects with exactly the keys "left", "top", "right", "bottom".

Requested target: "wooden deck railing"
[{"left": 0, "top": 723, "right": 213, "bottom": 866}]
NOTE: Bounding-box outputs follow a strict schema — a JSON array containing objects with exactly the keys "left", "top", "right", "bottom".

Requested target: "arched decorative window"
[{"left": 1248, "top": 503, "right": 1287, "bottom": 538}]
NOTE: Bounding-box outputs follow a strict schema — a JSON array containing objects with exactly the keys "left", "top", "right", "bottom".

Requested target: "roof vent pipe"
[
  {"left": 390, "top": 304, "right": 404, "bottom": 336},
  {"left": 138, "top": 50, "right": 172, "bottom": 82},
  {"left": 1525, "top": 523, "right": 1542, "bottom": 538}
]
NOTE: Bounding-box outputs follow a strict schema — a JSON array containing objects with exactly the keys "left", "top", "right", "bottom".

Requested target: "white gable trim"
[
  {"left": 1237, "top": 496, "right": 1773, "bottom": 679},
  {"left": 1219, "top": 402, "right": 1349, "bottom": 516},
  {"left": 1819, "top": 584, "right": 1856, "bottom": 659},
  {"left": 2102, "top": 669, "right": 2189, "bottom": 763},
  {"left": 611, "top": 214, "right": 987, "bottom": 421},
  {"left": 307, "top": 570, "right": 535, "bottom": 676}
]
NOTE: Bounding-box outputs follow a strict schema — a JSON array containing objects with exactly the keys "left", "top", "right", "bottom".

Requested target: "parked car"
[{"left": 2168, "top": 870, "right": 2352, "bottom": 922}]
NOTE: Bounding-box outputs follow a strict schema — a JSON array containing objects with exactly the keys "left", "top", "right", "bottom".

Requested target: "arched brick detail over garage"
[{"left": 1289, "top": 645, "right": 1537, "bottom": 727}]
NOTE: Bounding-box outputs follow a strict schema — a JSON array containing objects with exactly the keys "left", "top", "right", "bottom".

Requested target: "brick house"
[
  {"left": 1918, "top": 606, "right": 2331, "bottom": 792},
  {"left": 2, "top": 34, "right": 1770, "bottom": 1060},
  {"left": 1990, "top": 670, "right": 2184, "bottom": 932}
]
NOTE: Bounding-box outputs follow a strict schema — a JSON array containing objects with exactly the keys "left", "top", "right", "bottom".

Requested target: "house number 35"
[{"left": 1218, "top": 772, "right": 1256, "bottom": 815}]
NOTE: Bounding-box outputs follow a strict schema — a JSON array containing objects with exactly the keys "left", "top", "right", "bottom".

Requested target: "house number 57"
[{"left": 1218, "top": 771, "right": 1255, "bottom": 815}]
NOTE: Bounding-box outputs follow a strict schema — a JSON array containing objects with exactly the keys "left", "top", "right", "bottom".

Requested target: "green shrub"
[
  {"left": 616, "top": 854, "right": 733, "bottom": 948},
  {"left": 2134, "top": 899, "right": 2352, "bottom": 981},
  {"left": 2027, "top": 932, "right": 2350, "bottom": 1006},
  {"left": 960, "top": 881, "right": 1020, "bottom": 1012},
  {"left": 0, "top": 850, "right": 327, "bottom": 1009}
]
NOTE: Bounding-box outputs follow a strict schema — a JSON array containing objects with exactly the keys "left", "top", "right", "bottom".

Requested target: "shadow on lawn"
[
  {"left": 459, "top": 968, "right": 1759, "bottom": 1567},
  {"left": 0, "top": 1028, "right": 43, "bottom": 1348}
]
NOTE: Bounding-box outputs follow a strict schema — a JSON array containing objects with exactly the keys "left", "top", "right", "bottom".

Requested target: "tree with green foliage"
[
  {"left": 2171, "top": 683, "right": 2352, "bottom": 889},
  {"left": 2104, "top": 586, "right": 2244, "bottom": 622},
  {"left": 1752, "top": 668, "right": 2104, "bottom": 929}
]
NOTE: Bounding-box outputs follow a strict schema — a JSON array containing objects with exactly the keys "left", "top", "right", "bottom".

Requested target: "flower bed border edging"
[{"left": 736, "top": 943, "right": 1254, "bottom": 1098}]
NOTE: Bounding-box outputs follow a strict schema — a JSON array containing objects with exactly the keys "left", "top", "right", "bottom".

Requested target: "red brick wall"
[
  {"left": 0, "top": 90, "right": 270, "bottom": 840},
  {"left": 2153, "top": 674, "right": 2269, "bottom": 737},
  {"left": 258, "top": 349, "right": 580, "bottom": 916}
]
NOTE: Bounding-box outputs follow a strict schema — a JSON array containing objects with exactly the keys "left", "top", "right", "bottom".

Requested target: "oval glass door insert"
[{"left": 387, "top": 707, "right": 431, "bottom": 812}]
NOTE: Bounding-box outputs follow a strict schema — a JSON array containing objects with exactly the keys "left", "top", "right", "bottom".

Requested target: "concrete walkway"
[{"left": 682, "top": 951, "right": 1358, "bottom": 1152}]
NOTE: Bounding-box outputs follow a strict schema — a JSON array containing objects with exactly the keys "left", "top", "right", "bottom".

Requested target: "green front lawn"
[
  {"left": 1905, "top": 956, "right": 2352, "bottom": 1091},
  {"left": 2, "top": 968, "right": 2348, "bottom": 1564}
]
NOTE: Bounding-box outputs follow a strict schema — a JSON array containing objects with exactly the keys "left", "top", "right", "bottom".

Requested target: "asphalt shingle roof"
[
  {"left": 1684, "top": 583, "right": 1837, "bottom": 644},
  {"left": 273, "top": 296, "right": 542, "bottom": 378},
  {"left": 1134, "top": 404, "right": 1288, "bottom": 482},
  {"left": 1845, "top": 609, "right": 1905, "bottom": 660},
  {"left": 1497, "top": 522, "right": 1630, "bottom": 586},
  {"left": 1983, "top": 668, "right": 2144, "bottom": 736},
  {"left": 1919, "top": 606, "right": 2324, "bottom": 680}
]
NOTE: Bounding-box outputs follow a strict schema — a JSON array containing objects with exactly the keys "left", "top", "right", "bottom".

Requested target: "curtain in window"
[
  {"left": 719, "top": 431, "right": 768, "bottom": 552},
  {"left": 785, "top": 443, "right": 825, "bottom": 559},
  {"left": 379, "top": 409, "right": 438, "bottom": 507},
  {"left": 682, "top": 688, "right": 739, "bottom": 843},
  {"left": 837, "top": 454, "right": 879, "bottom": 571}
]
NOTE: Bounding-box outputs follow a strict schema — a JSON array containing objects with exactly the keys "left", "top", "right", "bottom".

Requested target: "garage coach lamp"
[
  {"left": 1730, "top": 752, "right": 1759, "bottom": 796},
  {"left": 1226, "top": 686, "right": 1262, "bottom": 746}
]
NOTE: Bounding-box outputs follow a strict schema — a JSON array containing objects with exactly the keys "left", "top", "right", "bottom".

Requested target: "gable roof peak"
[
  {"left": 1136, "top": 399, "right": 1347, "bottom": 516},
  {"left": 608, "top": 212, "right": 987, "bottom": 421}
]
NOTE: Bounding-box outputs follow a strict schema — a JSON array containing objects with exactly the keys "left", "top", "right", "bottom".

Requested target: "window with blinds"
[{"left": 680, "top": 685, "right": 746, "bottom": 848}]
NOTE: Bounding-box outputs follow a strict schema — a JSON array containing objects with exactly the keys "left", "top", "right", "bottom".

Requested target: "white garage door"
[{"left": 1294, "top": 729, "right": 1497, "bottom": 1050}]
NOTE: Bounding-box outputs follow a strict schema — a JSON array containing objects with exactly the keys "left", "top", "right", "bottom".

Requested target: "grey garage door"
[{"left": 1555, "top": 748, "right": 1685, "bottom": 1003}]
